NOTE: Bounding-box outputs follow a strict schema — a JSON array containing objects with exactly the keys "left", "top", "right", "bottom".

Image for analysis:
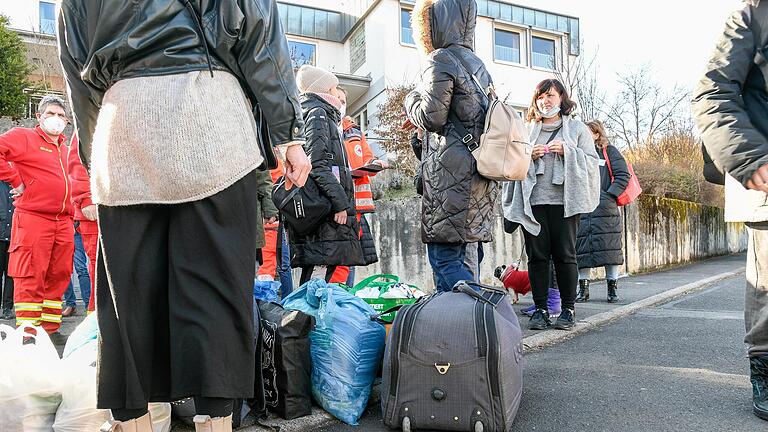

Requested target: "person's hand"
[
  {"left": 746, "top": 164, "right": 768, "bottom": 193},
  {"left": 10, "top": 183, "right": 25, "bottom": 198},
  {"left": 264, "top": 216, "right": 278, "bottom": 225},
  {"left": 82, "top": 204, "right": 98, "bottom": 221},
  {"left": 333, "top": 210, "right": 347, "bottom": 225},
  {"left": 548, "top": 140, "right": 565, "bottom": 156},
  {"left": 373, "top": 160, "right": 390, "bottom": 169},
  {"left": 284, "top": 145, "right": 311, "bottom": 188},
  {"left": 531, "top": 145, "right": 547, "bottom": 161}
]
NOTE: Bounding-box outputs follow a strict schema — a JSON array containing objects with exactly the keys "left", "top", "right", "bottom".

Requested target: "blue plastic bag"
[
  {"left": 282, "top": 279, "right": 385, "bottom": 425},
  {"left": 253, "top": 279, "right": 281, "bottom": 302}
]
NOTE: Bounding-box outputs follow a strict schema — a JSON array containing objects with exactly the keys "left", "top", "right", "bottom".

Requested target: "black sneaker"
[
  {"left": 554, "top": 308, "right": 576, "bottom": 330},
  {"left": 528, "top": 309, "right": 551, "bottom": 330},
  {"left": 752, "top": 355, "right": 768, "bottom": 421}
]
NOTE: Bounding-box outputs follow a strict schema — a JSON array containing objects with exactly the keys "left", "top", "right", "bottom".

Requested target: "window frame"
[
  {"left": 530, "top": 33, "right": 558, "bottom": 71},
  {"left": 38, "top": 1, "right": 56, "bottom": 35},
  {"left": 399, "top": 7, "right": 416, "bottom": 48},
  {"left": 492, "top": 25, "right": 525, "bottom": 67},
  {"left": 287, "top": 38, "right": 318, "bottom": 69}
]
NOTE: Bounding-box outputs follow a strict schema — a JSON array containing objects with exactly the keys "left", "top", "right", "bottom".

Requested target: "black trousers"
[
  {"left": 96, "top": 171, "right": 261, "bottom": 410},
  {"left": 0, "top": 240, "right": 13, "bottom": 309},
  {"left": 523, "top": 205, "right": 579, "bottom": 311}
]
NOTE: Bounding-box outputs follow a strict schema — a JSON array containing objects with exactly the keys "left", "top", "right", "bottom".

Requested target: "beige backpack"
[{"left": 448, "top": 58, "right": 532, "bottom": 181}]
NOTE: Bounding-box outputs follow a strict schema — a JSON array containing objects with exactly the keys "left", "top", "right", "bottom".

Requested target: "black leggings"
[
  {"left": 112, "top": 397, "right": 234, "bottom": 421},
  {"left": 523, "top": 205, "right": 579, "bottom": 311}
]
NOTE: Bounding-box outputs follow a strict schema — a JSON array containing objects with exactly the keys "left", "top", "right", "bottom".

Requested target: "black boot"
[
  {"left": 576, "top": 280, "right": 590, "bottom": 302},
  {"left": 752, "top": 355, "right": 768, "bottom": 421},
  {"left": 607, "top": 279, "right": 619, "bottom": 303}
]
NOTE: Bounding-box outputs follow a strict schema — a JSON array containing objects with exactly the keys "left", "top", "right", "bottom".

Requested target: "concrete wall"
[
  {"left": 355, "top": 195, "right": 748, "bottom": 291},
  {"left": 1, "top": 118, "right": 74, "bottom": 138}
]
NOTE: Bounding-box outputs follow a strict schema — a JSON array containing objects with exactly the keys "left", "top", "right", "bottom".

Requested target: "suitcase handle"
[
  {"left": 371, "top": 304, "right": 405, "bottom": 324},
  {"left": 452, "top": 282, "right": 496, "bottom": 305}
]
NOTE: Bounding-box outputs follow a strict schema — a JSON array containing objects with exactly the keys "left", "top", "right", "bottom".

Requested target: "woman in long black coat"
[{"left": 576, "top": 120, "right": 631, "bottom": 303}]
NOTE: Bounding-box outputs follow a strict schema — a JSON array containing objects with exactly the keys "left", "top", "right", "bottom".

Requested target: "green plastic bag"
[{"left": 346, "top": 274, "right": 420, "bottom": 323}]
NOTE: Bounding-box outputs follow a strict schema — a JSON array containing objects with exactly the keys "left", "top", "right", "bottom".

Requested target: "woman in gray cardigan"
[{"left": 502, "top": 79, "right": 600, "bottom": 331}]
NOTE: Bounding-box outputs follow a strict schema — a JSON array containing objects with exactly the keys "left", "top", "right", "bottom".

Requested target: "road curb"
[{"left": 521, "top": 269, "right": 745, "bottom": 353}]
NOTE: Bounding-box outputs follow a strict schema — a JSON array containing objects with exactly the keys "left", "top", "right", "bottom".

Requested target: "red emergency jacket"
[
  {"left": 0, "top": 126, "right": 72, "bottom": 220},
  {"left": 67, "top": 136, "right": 92, "bottom": 221},
  {"left": 342, "top": 118, "right": 376, "bottom": 213}
]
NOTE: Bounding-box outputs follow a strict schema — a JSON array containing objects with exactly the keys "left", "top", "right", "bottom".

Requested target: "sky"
[{"left": 531, "top": 0, "right": 746, "bottom": 96}]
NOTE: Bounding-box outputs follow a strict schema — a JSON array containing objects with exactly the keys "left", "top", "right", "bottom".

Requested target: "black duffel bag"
[
  {"left": 272, "top": 176, "right": 332, "bottom": 236},
  {"left": 257, "top": 300, "right": 313, "bottom": 420}
]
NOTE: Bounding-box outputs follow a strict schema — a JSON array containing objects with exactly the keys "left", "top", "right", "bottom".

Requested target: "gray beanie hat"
[{"left": 295, "top": 65, "right": 339, "bottom": 94}]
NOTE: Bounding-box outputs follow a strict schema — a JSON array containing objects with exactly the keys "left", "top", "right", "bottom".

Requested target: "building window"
[
  {"left": 39, "top": 2, "right": 56, "bottom": 35},
  {"left": 494, "top": 29, "right": 520, "bottom": 64},
  {"left": 531, "top": 36, "right": 556, "bottom": 69},
  {"left": 355, "top": 109, "right": 368, "bottom": 132},
  {"left": 401, "top": 9, "right": 415, "bottom": 45},
  {"left": 288, "top": 40, "right": 316, "bottom": 69},
  {"left": 349, "top": 24, "right": 366, "bottom": 73}
]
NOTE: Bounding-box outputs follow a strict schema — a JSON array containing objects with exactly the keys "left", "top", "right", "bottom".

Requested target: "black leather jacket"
[{"left": 58, "top": 0, "right": 304, "bottom": 168}]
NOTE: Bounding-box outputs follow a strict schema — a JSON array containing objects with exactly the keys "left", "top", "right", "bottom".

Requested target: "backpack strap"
[{"left": 445, "top": 51, "right": 493, "bottom": 152}]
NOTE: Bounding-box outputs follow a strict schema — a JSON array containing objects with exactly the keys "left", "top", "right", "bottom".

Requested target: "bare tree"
[
  {"left": 602, "top": 65, "right": 689, "bottom": 149},
  {"left": 553, "top": 40, "right": 604, "bottom": 122},
  {"left": 373, "top": 84, "right": 418, "bottom": 175}
]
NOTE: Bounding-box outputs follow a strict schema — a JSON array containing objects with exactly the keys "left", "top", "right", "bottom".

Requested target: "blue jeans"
[
  {"left": 278, "top": 228, "right": 294, "bottom": 299},
  {"left": 427, "top": 243, "right": 474, "bottom": 293},
  {"left": 346, "top": 267, "right": 356, "bottom": 287},
  {"left": 63, "top": 230, "right": 91, "bottom": 308}
]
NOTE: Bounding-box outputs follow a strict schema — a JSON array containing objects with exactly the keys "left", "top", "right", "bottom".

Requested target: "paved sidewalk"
[
  {"left": 320, "top": 263, "right": 762, "bottom": 431},
  {"left": 516, "top": 253, "right": 746, "bottom": 338}
]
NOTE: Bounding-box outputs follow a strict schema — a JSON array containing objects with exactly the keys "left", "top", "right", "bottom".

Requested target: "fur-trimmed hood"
[{"left": 412, "top": 0, "right": 477, "bottom": 54}]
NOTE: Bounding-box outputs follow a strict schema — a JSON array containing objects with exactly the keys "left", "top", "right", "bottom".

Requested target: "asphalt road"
[{"left": 318, "top": 274, "right": 764, "bottom": 432}]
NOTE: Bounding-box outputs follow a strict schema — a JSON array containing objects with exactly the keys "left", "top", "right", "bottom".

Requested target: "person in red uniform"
[
  {"left": 329, "top": 87, "right": 386, "bottom": 284},
  {"left": 0, "top": 96, "right": 74, "bottom": 336},
  {"left": 68, "top": 135, "right": 97, "bottom": 312}
]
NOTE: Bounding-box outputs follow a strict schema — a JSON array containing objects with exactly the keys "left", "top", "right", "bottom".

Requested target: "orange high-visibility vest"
[{"left": 342, "top": 118, "right": 376, "bottom": 213}]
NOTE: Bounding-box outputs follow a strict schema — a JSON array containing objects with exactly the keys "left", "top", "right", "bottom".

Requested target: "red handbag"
[{"left": 603, "top": 147, "right": 642, "bottom": 206}]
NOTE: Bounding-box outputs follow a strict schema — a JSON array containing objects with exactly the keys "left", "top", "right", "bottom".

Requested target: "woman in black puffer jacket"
[
  {"left": 576, "top": 120, "right": 631, "bottom": 303},
  {"left": 404, "top": 0, "right": 497, "bottom": 292},
  {"left": 290, "top": 65, "right": 365, "bottom": 285}
]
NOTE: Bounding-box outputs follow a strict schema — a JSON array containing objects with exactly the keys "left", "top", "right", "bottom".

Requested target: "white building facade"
[{"left": 279, "top": 0, "right": 581, "bottom": 138}]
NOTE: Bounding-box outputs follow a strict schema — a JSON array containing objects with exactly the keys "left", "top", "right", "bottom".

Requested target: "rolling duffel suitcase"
[{"left": 381, "top": 282, "right": 524, "bottom": 432}]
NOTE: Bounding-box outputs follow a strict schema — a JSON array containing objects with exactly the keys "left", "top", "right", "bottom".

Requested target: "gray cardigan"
[{"left": 502, "top": 115, "right": 601, "bottom": 235}]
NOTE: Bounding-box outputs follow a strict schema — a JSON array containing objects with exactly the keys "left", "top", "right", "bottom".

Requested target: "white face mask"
[
  {"left": 42, "top": 116, "right": 66, "bottom": 135},
  {"left": 339, "top": 104, "right": 347, "bottom": 119},
  {"left": 537, "top": 105, "right": 561, "bottom": 119}
]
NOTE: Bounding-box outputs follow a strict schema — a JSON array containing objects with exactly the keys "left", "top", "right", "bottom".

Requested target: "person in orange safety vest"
[{"left": 0, "top": 96, "right": 74, "bottom": 337}]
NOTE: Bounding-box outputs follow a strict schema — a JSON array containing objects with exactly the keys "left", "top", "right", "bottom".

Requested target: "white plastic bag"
[
  {"left": 53, "top": 339, "right": 110, "bottom": 432},
  {"left": 62, "top": 313, "right": 98, "bottom": 358},
  {"left": 149, "top": 403, "right": 171, "bottom": 432},
  {"left": 0, "top": 324, "right": 63, "bottom": 432}
]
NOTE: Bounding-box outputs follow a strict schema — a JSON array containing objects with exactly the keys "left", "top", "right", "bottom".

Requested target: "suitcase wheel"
[
  {"left": 474, "top": 421, "right": 484, "bottom": 432},
  {"left": 402, "top": 416, "right": 411, "bottom": 432}
]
